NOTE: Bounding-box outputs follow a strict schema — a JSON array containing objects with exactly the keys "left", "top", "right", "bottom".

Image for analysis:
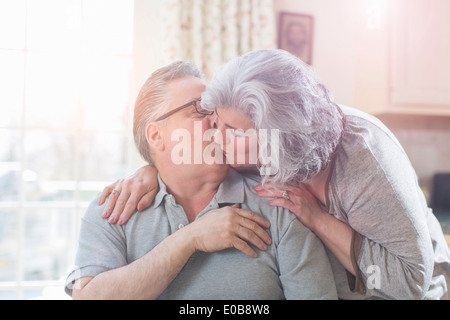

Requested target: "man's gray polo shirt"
[{"left": 65, "top": 168, "right": 337, "bottom": 299}]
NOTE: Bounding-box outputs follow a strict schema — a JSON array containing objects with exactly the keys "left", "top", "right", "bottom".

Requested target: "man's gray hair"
[
  {"left": 134, "top": 61, "right": 204, "bottom": 164},
  {"left": 202, "top": 49, "right": 344, "bottom": 185}
]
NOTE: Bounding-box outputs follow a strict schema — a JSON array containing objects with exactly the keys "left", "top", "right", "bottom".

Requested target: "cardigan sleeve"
[{"left": 331, "top": 114, "right": 435, "bottom": 299}]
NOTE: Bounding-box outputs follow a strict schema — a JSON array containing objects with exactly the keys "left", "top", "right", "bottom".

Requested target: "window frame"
[{"left": 0, "top": 0, "right": 145, "bottom": 299}]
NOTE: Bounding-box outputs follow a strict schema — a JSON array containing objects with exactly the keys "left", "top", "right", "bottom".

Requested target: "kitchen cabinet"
[
  {"left": 388, "top": 0, "right": 450, "bottom": 115},
  {"left": 354, "top": 0, "right": 450, "bottom": 116}
]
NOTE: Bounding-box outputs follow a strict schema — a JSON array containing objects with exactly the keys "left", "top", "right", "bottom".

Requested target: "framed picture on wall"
[{"left": 278, "top": 12, "right": 314, "bottom": 65}]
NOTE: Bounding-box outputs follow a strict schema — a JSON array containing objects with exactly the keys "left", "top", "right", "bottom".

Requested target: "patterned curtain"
[{"left": 161, "top": 0, "right": 276, "bottom": 79}]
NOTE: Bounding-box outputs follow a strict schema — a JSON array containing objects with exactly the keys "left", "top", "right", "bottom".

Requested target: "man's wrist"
[{"left": 174, "top": 225, "right": 198, "bottom": 255}]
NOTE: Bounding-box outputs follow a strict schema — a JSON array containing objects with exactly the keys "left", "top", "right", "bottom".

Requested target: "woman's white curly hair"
[{"left": 202, "top": 49, "right": 344, "bottom": 186}]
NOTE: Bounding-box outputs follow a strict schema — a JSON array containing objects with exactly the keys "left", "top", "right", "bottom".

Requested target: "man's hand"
[{"left": 183, "top": 204, "right": 272, "bottom": 258}]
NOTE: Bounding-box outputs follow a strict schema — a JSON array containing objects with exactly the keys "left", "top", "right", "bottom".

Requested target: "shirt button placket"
[{"left": 166, "top": 196, "right": 188, "bottom": 233}]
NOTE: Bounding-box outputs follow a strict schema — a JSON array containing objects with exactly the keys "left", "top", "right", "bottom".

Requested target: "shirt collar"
[
  {"left": 152, "top": 168, "right": 245, "bottom": 209},
  {"left": 214, "top": 168, "right": 245, "bottom": 205},
  {"left": 152, "top": 174, "right": 169, "bottom": 209}
]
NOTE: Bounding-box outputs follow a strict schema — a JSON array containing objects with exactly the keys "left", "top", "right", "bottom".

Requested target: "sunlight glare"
[{"left": 366, "top": 0, "right": 386, "bottom": 30}]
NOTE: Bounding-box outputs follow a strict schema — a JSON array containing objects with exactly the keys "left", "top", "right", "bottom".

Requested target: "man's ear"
[{"left": 146, "top": 123, "right": 165, "bottom": 152}]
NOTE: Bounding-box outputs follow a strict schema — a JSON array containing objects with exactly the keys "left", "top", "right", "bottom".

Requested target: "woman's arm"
[
  {"left": 256, "top": 184, "right": 357, "bottom": 276},
  {"left": 99, "top": 165, "right": 158, "bottom": 225}
]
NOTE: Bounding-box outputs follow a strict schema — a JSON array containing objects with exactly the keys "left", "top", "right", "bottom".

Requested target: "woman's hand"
[
  {"left": 256, "top": 183, "right": 358, "bottom": 276},
  {"left": 98, "top": 165, "right": 159, "bottom": 225},
  {"left": 254, "top": 183, "right": 326, "bottom": 232},
  {"left": 184, "top": 204, "right": 272, "bottom": 258}
]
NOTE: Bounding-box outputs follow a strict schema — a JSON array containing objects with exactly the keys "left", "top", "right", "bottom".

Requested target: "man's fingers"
[
  {"left": 233, "top": 238, "right": 258, "bottom": 258},
  {"left": 235, "top": 208, "right": 271, "bottom": 229},
  {"left": 235, "top": 224, "right": 269, "bottom": 252},
  {"left": 230, "top": 207, "right": 272, "bottom": 249},
  {"left": 238, "top": 217, "right": 272, "bottom": 246}
]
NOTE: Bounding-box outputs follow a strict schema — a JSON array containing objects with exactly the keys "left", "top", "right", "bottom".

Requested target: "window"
[{"left": 0, "top": 0, "right": 135, "bottom": 299}]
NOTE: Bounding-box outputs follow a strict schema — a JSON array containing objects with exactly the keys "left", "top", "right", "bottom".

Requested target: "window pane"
[
  {"left": 0, "top": 129, "right": 21, "bottom": 202},
  {"left": 0, "top": 290, "right": 17, "bottom": 300},
  {"left": 25, "top": 52, "right": 81, "bottom": 129},
  {"left": 0, "top": 209, "right": 19, "bottom": 282},
  {"left": 0, "top": 0, "right": 26, "bottom": 49},
  {"left": 22, "top": 288, "right": 44, "bottom": 300},
  {"left": 0, "top": 50, "right": 24, "bottom": 127},
  {"left": 81, "top": 56, "right": 132, "bottom": 131},
  {"left": 82, "top": 0, "right": 134, "bottom": 55},
  {"left": 23, "top": 285, "right": 69, "bottom": 300},
  {"left": 26, "top": 0, "right": 82, "bottom": 52},
  {"left": 79, "top": 133, "right": 127, "bottom": 200},
  {"left": 23, "top": 208, "right": 76, "bottom": 281},
  {"left": 23, "top": 130, "right": 76, "bottom": 202}
]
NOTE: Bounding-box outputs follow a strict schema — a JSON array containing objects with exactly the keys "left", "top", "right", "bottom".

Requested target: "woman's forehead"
[{"left": 215, "top": 107, "right": 254, "bottom": 130}]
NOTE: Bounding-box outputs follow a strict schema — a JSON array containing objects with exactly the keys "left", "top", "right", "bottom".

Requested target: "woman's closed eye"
[{"left": 230, "top": 128, "right": 257, "bottom": 138}]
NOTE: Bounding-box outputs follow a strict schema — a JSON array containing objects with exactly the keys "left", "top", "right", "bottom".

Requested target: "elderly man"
[{"left": 65, "top": 61, "right": 337, "bottom": 300}]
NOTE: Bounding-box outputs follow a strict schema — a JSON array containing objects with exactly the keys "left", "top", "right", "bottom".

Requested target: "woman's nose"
[
  {"left": 208, "top": 114, "right": 218, "bottom": 129},
  {"left": 208, "top": 115, "right": 229, "bottom": 145}
]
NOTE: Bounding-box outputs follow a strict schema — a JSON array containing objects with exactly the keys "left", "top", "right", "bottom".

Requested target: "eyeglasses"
[{"left": 155, "top": 98, "right": 214, "bottom": 122}]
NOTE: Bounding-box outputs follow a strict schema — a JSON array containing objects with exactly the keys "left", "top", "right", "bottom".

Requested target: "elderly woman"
[{"left": 100, "top": 50, "right": 450, "bottom": 299}]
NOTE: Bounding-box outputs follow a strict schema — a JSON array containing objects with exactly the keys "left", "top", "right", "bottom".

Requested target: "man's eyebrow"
[{"left": 215, "top": 109, "right": 237, "bottom": 130}]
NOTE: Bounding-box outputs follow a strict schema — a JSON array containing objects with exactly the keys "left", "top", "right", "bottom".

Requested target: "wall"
[
  {"left": 378, "top": 115, "right": 450, "bottom": 198},
  {"left": 273, "top": 0, "right": 450, "bottom": 202},
  {"left": 274, "top": 0, "right": 358, "bottom": 107},
  {"left": 130, "top": 0, "right": 167, "bottom": 169},
  {"left": 273, "top": 0, "right": 389, "bottom": 112},
  {"left": 130, "top": 0, "right": 450, "bottom": 199}
]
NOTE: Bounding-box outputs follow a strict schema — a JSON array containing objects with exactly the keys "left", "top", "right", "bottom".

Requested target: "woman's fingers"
[
  {"left": 101, "top": 182, "right": 123, "bottom": 219},
  {"left": 255, "top": 188, "right": 282, "bottom": 198},
  {"left": 255, "top": 183, "right": 303, "bottom": 199},
  {"left": 98, "top": 180, "right": 120, "bottom": 207},
  {"left": 255, "top": 183, "right": 286, "bottom": 198},
  {"left": 268, "top": 198, "right": 296, "bottom": 213},
  {"left": 137, "top": 185, "right": 159, "bottom": 211},
  {"left": 114, "top": 190, "right": 141, "bottom": 225},
  {"left": 108, "top": 188, "right": 131, "bottom": 224},
  {"left": 98, "top": 165, "right": 159, "bottom": 223}
]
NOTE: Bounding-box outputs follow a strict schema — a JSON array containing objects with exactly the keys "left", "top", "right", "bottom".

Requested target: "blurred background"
[{"left": 0, "top": 0, "right": 449, "bottom": 299}]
